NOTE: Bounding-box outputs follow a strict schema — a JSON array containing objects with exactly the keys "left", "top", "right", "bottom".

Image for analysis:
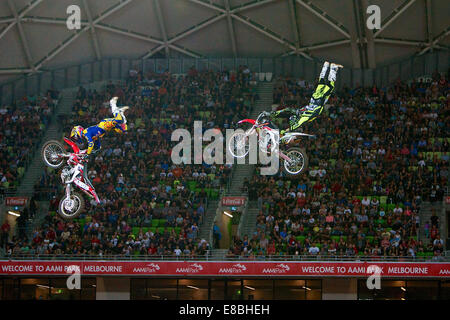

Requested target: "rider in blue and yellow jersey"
[{"left": 70, "top": 97, "right": 129, "bottom": 155}]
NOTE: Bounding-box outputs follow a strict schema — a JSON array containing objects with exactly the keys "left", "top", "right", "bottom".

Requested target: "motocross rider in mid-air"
[
  {"left": 68, "top": 97, "right": 129, "bottom": 185},
  {"left": 262, "top": 61, "right": 343, "bottom": 136},
  {"left": 70, "top": 96, "right": 129, "bottom": 155}
]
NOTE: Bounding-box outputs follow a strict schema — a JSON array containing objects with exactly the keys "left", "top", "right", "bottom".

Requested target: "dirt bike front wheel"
[
  {"left": 58, "top": 192, "right": 85, "bottom": 220},
  {"left": 228, "top": 132, "right": 250, "bottom": 158},
  {"left": 282, "top": 147, "right": 309, "bottom": 176},
  {"left": 42, "top": 140, "right": 66, "bottom": 169}
]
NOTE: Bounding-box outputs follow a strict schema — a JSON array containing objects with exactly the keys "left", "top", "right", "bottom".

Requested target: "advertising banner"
[
  {"left": 0, "top": 261, "right": 449, "bottom": 278},
  {"left": 222, "top": 197, "right": 246, "bottom": 206},
  {"left": 5, "top": 197, "right": 28, "bottom": 206}
]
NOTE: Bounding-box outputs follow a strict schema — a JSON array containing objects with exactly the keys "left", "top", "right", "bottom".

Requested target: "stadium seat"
[
  {"left": 259, "top": 73, "right": 265, "bottom": 82},
  {"left": 157, "top": 227, "right": 165, "bottom": 233}
]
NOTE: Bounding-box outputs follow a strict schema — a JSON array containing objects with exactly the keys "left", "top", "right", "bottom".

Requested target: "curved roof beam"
[
  {"left": 7, "top": 0, "right": 35, "bottom": 70},
  {"left": 140, "top": 14, "right": 226, "bottom": 59},
  {"left": 0, "top": 0, "right": 43, "bottom": 41},
  {"left": 153, "top": 0, "right": 169, "bottom": 56},
  {"left": 230, "top": 0, "right": 277, "bottom": 14},
  {"left": 184, "top": 0, "right": 226, "bottom": 13},
  {"left": 374, "top": 0, "right": 417, "bottom": 38},
  {"left": 295, "top": 0, "right": 350, "bottom": 39},
  {"left": 231, "top": 13, "right": 296, "bottom": 51},
  {"left": 82, "top": 0, "right": 102, "bottom": 60},
  {"left": 224, "top": 0, "right": 237, "bottom": 58},
  {"left": 0, "top": 17, "right": 15, "bottom": 24},
  {"left": 35, "top": 0, "right": 134, "bottom": 71},
  {"left": 281, "top": 39, "right": 351, "bottom": 57},
  {"left": 418, "top": 26, "right": 450, "bottom": 55}
]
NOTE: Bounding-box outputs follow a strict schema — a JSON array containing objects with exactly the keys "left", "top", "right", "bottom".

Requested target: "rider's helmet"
[{"left": 70, "top": 126, "right": 84, "bottom": 140}]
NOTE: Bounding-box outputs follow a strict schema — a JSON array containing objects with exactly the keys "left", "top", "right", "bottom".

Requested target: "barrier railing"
[
  {"left": 2, "top": 51, "right": 448, "bottom": 106},
  {"left": 1, "top": 254, "right": 448, "bottom": 262}
]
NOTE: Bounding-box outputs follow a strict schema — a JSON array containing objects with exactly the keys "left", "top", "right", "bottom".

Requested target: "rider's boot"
[
  {"left": 329, "top": 63, "right": 343, "bottom": 82},
  {"left": 110, "top": 97, "right": 119, "bottom": 114},
  {"left": 110, "top": 96, "right": 129, "bottom": 125},
  {"left": 319, "top": 61, "right": 330, "bottom": 79}
]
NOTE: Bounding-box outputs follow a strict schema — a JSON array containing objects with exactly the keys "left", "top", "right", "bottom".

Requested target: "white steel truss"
[
  {"left": 153, "top": 0, "right": 170, "bottom": 56},
  {"left": 81, "top": 0, "right": 102, "bottom": 60},
  {"left": 295, "top": 0, "right": 351, "bottom": 39},
  {"left": 373, "top": 0, "right": 417, "bottom": 38},
  {"left": 224, "top": 0, "right": 238, "bottom": 58},
  {"left": 7, "top": 0, "right": 35, "bottom": 70},
  {"left": 0, "top": 0, "right": 448, "bottom": 75}
]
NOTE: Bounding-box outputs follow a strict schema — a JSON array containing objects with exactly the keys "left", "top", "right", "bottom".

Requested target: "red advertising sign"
[
  {"left": 222, "top": 197, "right": 246, "bottom": 206},
  {"left": 5, "top": 197, "right": 28, "bottom": 206},
  {"left": 0, "top": 261, "right": 449, "bottom": 278},
  {"left": 445, "top": 196, "right": 450, "bottom": 205}
]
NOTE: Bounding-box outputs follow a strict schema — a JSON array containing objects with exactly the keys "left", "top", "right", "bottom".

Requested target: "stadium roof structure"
[{"left": 0, "top": 0, "right": 449, "bottom": 83}]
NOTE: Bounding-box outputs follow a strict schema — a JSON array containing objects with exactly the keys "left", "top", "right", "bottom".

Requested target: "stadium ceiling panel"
[{"left": 0, "top": 0, "right": 448, "bottom": 82}]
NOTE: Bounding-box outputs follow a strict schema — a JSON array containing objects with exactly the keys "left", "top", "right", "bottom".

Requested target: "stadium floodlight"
[
  {"left": 36, "top": 284, "right": 52, "bottom": 289},
  {"left": 187, "top": 285, "right": 200, "bottom": 290},
  {"left": 8, "top": 211, "right": 20, "bottom": 217},
  {"left": 302, "top": 286, "right": 312, "bottom": 291},
  {"left": 244, "top": 286, "right": 255, "bottom": 291},
  {"left": 223, "top": 211, "right": 233, "bottom": 218},
  {"left": 400, "top": 287, "right": 406, "bottom": 291}
]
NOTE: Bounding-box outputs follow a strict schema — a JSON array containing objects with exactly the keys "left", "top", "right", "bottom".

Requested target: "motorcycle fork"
[
  {"left": 65, "top": 184, "right": 72, "bottom": 200},
  {"left": 279, "top": 151, "right": 292, "bottom": 162}
]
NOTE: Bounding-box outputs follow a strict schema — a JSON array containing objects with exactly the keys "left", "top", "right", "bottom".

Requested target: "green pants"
[
  {"left": 270, "top": 79, "right": 335, "bottom": 132},
  {"left": 292, "top": 79, "right": 335, "bottom": 130}
]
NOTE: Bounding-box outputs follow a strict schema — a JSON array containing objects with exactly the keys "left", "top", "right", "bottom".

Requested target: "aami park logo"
[
  {"left": 132, "top": 263, "right": 161, "bottom": 273},
  {"left": 176, "top": 263, "right": 204, "bottom": 273},
  {"left": 262, "top": 263, "right": 290, "bottom": 274},
  {"left": 218, "top": 263, "right": 247, "bottom": 274}
]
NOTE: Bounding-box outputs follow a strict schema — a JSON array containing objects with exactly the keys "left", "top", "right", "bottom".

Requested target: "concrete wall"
[
  {"left": 321, "top": 278, "right": 358, "bottom": 300},
  {"left": 96, "top": 277, "right": 130, "bottom": 300}
]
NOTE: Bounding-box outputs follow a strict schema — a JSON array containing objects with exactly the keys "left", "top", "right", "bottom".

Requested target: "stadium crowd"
[
  {"left": 230, "top": 70, "right": 449, "bottom": 260},
  {"left": 1, "top": 66, "right": 447, "bottom": 261},
  {"left": 3, "top": 66, "right": 258, "bottom": 257},
  {"left": 0, "top": 89, "right": 59, "bottom": 194}
]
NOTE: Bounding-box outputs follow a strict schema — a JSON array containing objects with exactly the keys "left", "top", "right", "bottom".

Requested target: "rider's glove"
[
  {"left": 78, "top": 153, "right": 89, "bottom": 160},
  {"left": 280, "top": 129, "right": 286, "bottom": 136}
]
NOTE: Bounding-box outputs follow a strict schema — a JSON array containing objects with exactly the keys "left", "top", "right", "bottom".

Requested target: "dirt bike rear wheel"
[
  {"left": 228, "top": 132, "right": 250, "bottom": 158},
  {"left": 42, "top": 140, "right": 66, "bottom": 169},
  {"left": 282, "top": 147, "right": 309, "bottom": 175},
  {"left": 58, "top": 192, "right": 85, "bottom": 220}
]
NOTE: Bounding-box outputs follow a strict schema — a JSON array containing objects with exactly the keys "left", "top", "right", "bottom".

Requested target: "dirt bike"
[
  {"left": 228, "top": 112, "right": 314, "bottom": 175},
  {"left": 41, "top": 137, "right": 99, "bottom": 219}
]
